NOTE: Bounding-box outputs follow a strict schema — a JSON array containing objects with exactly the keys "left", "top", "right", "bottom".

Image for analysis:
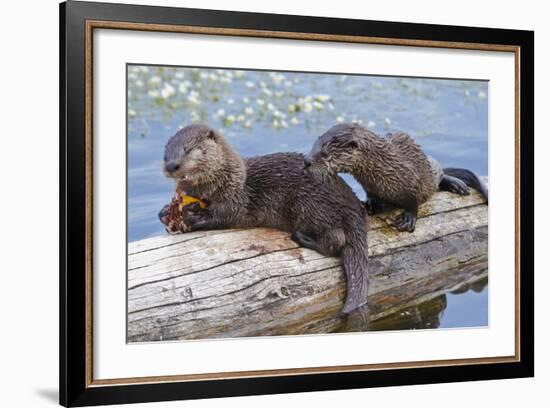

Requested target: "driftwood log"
[{"left": 128, "top": 181, "right": 488, "bottom": 342}]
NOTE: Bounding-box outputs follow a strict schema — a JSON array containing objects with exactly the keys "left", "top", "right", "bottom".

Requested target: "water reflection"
[{"left": 338, "top": 277, "right": 488, "bottom": 332}]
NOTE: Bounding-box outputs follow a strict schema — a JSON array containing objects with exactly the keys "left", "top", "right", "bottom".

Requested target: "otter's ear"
[
  {"left": 206, "top": 129, "right": 217, "bottom": 140},
  {"left": 345, "top": 140, "right": 359, "bottom": 149}
]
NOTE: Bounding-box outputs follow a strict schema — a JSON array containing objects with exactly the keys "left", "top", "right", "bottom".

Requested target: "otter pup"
[
  {"left": 305, "top": 123, "right": 488, "bottom": 232},
  {"left": 162, "top": 124, "right": 370, "bottom": 314}
]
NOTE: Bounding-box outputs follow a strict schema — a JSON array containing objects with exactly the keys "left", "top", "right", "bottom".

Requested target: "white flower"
[
  {"left": 288, "top": 104, "right": 296, "bottom": 113},
  {"left": 217, "top": 109, "right": 225, "bottom": 117},
  {"left": 464, "top": 89, "right": 471, "bottom": 96},
  {"left": 328, "top": 103, "right": 334, "bottom": 111},
  {"left": 242, "top": 97, "right": 250, "bottom": 104},
  {"left": 128, "top": 109, "right": 137, "bottom": 118},
  {"left": 244, "top": 120, "right": 252, "bottom": 129},
  {"left": 273, "top": 110, "right": 285, "bottom": 119},
  {"left": 315, "top": 94, "right": 331, "bottom": 102},
  {"left": 269, "top": 72, "right": 285, "bottom": 85},
  {"left": 139, "top": 66, "right": 149, "bottom": 73},
  {"left": 367, "top": 120, "right": 376, "bottom": 128},
  {"left": 187, "top": 91, "right": 200, "bottom": 105},
  {"left": 275, "top": 91, "right": 284, "bottom": 98},
  {"left": 148, "top": 89, "right": 160, "bottom": 98},
  {"left": 223, "top": 115, "right": 235, "bottom": 127},
  {"left": 208, "top": 73, "right": 219, "bottom": 82},
  {"left": 313, "top": 101, "right": 323, "bottom": 111},
  {"left": 267, "top": 103, "right": 276, "bottom": 111},
  {"left": 178, "top": 83, "right": 188, "bottom": 94},
  {"left": 290, "top": 116, "right": 299, "bottom": 125},
  {"left": 190, "top": 111, "right": 200, "bottom": 122},
  {"left": 303, "top": 102, "right": 313, "bottom": 113},
  {"left": 200, "top": 72, "right": 209, "bottom": 80},
  {"left": 245, "top": 107, "right": 254, "bottom": 116},
  {"left": 188, "top": 96, "right": 200, "bottom": 105},
  {"left": 284, "top": 80, "right": 293, "bottom": 88},
  {"left": 384, "top": 117, "right": 391, "bottom": 126},
  {"left": 336, "top": 115, "right": 345, "bottom": 123},
  {"left": 237, "top": 114, "right": 245, "bottom": 123},
  {"left": 245, "top": 81, "right": 255, "bottom": 88},
  {"left": 175, "top": 71, "right": 185, "bottom": 79},
  {"left": 234, "top": 70, "right": 245, "bottom": 78},
  {"left": 256, "top": 99, "right": 265, "bottom": 106},
  {"left": 227, "top": 98, "right": 235, "bottom": 105},
  {"left": 135, "top": 80, "right": 144, "bottom": 88},
  {"left": 148, "top": 76, "right": 161, "bottom": 86},
  {"left": 478, "top": 91, "right": 486, "bottom": 99},
  {"left": 262, "top": 88, "right": 273, "bottom": 97},
  {"left": 161, "top": 83, "right": 176, "bottom": 98}
]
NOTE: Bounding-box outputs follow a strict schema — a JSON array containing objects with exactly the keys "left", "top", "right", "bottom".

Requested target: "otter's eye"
[{"left": 184, "top": 147, "right": 193, "bottom": 155}]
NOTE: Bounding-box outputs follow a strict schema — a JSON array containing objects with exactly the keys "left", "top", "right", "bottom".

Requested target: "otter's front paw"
[
  {"left": 447, "top": 179, "right": 470, "bottom": 195},
  {"left": 186, "top": 209, "right": 212, "bottom": 231},
  {"left": 365, "top": 197, "right": 383, "bottom": 215},
  {"left": 391, "top": 211, "right": 417, "bottom": 233}
]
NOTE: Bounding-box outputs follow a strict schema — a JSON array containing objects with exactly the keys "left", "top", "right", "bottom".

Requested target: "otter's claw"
[
  {"left": 186, "top": 208, "right": 219, "bottom": 231},
  {"left": 186, "top": 210, "right": 208, "bottom": 228},
  {"left": 439, "top": 175, "right": 470, "bottom": 196},
  {"left": 291, "top": 231, "right": 322, "bottom": 252},
  {"left": 391, "top": 211, "right": 417, "bottom": 233}
]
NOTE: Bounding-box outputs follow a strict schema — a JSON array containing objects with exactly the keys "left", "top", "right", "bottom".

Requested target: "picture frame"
[{"left": 60, "top": 0, "right": 534, "bottom": 406}]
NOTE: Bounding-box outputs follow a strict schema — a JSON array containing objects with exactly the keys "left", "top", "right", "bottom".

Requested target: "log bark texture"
[{"left": 128, "top": 183, "right": 488, "bottom": 342}]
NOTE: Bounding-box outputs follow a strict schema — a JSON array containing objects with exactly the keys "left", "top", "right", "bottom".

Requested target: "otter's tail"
[
  {"left": 443, "top": 167, "right": 488, "bottom": 203},
  {"left": 341, "top": 217, "right": 370, "bottom": 314}
]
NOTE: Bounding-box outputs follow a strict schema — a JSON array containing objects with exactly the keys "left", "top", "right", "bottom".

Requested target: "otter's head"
[
  {"left": 163, "top": 124, "right": 227, "bottom": 185},
  {"left": 305, "top": 123, "right": 360, "bottom": 178}
]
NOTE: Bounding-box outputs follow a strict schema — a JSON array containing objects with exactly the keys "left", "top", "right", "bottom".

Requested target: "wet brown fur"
[
  {"left": 309, "top": 123, "right": 438, "bottom": 209},
  {"left": 308, "top": 122, "right": 487, "bottom": 232},
  {"left": 163, "top": 124, "right": 370, "bottom": 314}
]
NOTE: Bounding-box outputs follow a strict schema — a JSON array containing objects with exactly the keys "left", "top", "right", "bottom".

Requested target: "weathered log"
[{"left": 128, "top": 182, "right": 488, "bottom": 342}]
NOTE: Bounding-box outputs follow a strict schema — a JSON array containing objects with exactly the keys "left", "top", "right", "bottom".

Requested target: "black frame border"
[{"left": 60, "top": 1, "right": 534, "bottom": 406}]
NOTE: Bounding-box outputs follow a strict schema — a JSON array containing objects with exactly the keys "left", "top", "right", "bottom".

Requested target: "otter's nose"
[
  {"left": 303, "top": 155, "right": 312, "bottom": 169},
  {"left": 165, "top": 161, "right": 180, "bottom": 173}
]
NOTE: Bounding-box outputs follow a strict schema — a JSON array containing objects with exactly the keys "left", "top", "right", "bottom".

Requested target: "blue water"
[{"left": 127, "top": 64, "right": 489, "bottom": 330}]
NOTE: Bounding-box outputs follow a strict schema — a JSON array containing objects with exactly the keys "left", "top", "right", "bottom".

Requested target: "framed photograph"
[{"left": 60, "top": 1, "right": 534, "bottom": 406}]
